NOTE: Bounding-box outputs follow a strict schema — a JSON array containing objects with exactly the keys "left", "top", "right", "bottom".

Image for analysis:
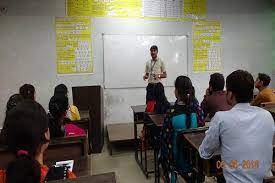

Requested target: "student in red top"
[
  {"left": 145, "top": 82, "right": 170, "bottom": 114},
  {"left": 0, "top": 100, "right": 76, "bottom": 183}
]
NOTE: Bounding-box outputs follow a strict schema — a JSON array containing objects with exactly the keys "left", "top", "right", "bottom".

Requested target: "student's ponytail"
[
  {"left": 7, "top": 151, "right": 41, "bottom": 183},
  {"left": 175, "top": 76, "right": 195, "bottom": 129}
]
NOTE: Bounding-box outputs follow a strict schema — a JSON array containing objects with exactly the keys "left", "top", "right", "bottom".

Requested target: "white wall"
[{"left": 0, "top": 0, "right": 272, "bottom": 126}]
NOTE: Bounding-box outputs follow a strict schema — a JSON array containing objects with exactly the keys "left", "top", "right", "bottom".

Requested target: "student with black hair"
[
  {"left": 54, "top": 84, "right": 81, "bottom": 121},
  {"left": 48, "top": 95, "right": 85, "bottom": 138},
  {"left": 19, "top": 84, "right": 35, "bottom": 100},
  {"left": 145, "top": 82, "right": 170, "bottom": 114},
  {"left": 199, "top": 70, "right": 274, "bottom": 182},
  {"left": 159, "top": 76, "right": 204, "bottom": 182},
  {"left": 48, "top": 95, "right": 68, "bottom": 138},
  {"left": 0, "top": 94, "right": 24, "bottom": 144},
  {"left": 201, "top": 73, "right": 231, "bottom": 119},
  {"left": 0, "top": 100, "right": 76, "bottom": 183},
  {"left": 251, "top": 73, "right": 275, "bottom": 106}
]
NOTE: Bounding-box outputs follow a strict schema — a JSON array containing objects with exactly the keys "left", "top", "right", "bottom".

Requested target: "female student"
[
  {"left": 145, "top": 82, "right": 170, "bottom": 114},
  {"left": 159, "top": 76, "right": 204, "bottom": 182},
  {"left": 54, "top": 84, "right": 81, "bottom": 121},
  {"left": 0, "top": 100, "right": 76, "bottom": 183},
  {"left": 48, "top": 95, "right": 85, "bottom": 138},
  {"left": 19, "top": 84, "right": 35, "bottom": 101},
  {"left": 0, "top": 94, "right": 24, "bottom": 144},
  {"left": 141, "top": 83, "right": 170, "bottom": 150}
]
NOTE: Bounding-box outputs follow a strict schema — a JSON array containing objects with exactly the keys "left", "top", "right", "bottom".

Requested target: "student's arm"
[
  {"left": 199, "top": 114, "right": 221, "bottom": 159},
  {"left": 250, "top": 93, "right": 263, "bottom": 106},
  {"left": 143, "top": 62, "right": 149, "bottom": 80}
]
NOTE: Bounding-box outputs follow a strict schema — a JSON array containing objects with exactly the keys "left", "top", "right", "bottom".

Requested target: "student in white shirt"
[{"left": 199, "top": 70, "right": 274, "bottom": 183}]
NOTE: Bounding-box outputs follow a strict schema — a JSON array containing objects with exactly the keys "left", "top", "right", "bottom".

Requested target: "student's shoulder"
[
  {"left": 158, "top": 58, "right": 165, "bottom": 63},
  {"left": 211, "top": 109, "right": 233, "bottom": 121},
  {"left": 251, "top": 105, "right": 273, "bottom": 117}
]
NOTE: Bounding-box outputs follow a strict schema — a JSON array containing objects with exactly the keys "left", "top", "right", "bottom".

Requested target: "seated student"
[
  {"left": 159, "top": 76, "right": 204, "bottom": 182},
  {"left": 251, "top": 73, "right": 275, "bottom": 106},
  {"left": 0, "top": 100, "right": 76, "bottom": 183},
  {"left": 19, "top": 84, "right": 35, "bottom": 100},
  {"left": 201, "top": 73, "right": 231, "bottom": 119},
  {"left": 48, "top": 95, "right": 85, "bottom": 138},
  {"left": 0, "top": 94, "right": 24, "bottom": 144},
  {"left": 199, "top": 70, "right": 274, "bottom": 182},
  {"left": 54, "top": 84, "right": 81, "bottom": 121},
  {"left": 145, "top": 82, "right": 170, "bottom": 114},
  {"left": 141, "top": 83, "right": 170, "bottom": 150}
]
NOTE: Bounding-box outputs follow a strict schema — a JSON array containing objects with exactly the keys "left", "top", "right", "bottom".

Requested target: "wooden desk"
[
  {"left": 148, "top": 114, "right": 164, "bottom": 127},
  {"left": 0, "top": 135, "right": 88, "bottom": 170},
  {"left": 107, "top": 123, "right": 137, "bottom": 155},
  {"left": 130, "top": 104, "right": 172, "bottom": 179},
  {"left": 131, "top": 105, "right": 150, "bottom": 177},
  {"left": 131, "top": 105, "right": 146, "bottom": 124},
  {"left": 49, "top": 172, "right": 116, "bottom": 183},
  {"left": 180, "top": 130, "right": 220, "bottom": 182}
]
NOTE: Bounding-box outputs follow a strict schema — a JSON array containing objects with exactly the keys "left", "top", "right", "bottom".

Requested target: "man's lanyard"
[{"left": 150, "top": 59, "right": 157, "bottom": 74}]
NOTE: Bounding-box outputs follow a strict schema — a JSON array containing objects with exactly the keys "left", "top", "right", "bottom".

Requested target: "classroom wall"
[{"left": 0, "top": 0, "right": 272, "bottom": 126}]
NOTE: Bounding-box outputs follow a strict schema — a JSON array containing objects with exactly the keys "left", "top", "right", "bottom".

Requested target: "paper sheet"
[
  {"left": 192, "top": 20, "right": 222, "bottom": 72},
  {"left": 56, "top": 17, "right": 93, "bottom": 74}
]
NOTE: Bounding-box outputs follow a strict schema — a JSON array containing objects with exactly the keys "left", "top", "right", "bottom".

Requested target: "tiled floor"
[
  {"left": 91, "top": 144, "right": 216, "bottom": 183},
  {"left": 91, "top": 145, "right": 154, "bottom": 183}
]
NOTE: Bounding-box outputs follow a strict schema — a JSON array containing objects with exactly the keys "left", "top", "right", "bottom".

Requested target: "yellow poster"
[
  {"left": 67, "top": 0, "right": 142, "bottom": 18},
  {"left": 56, "top": 17, "right": 93, "bottom": 74},
  {"left": 66, "top": 0, "right": 207, "bottom": 21},
  {"left": 184, "top": 0, "right": 206, "bottom": 19},
  {"left": 192, "top": 20, "right": 222, "bottom": 72}
]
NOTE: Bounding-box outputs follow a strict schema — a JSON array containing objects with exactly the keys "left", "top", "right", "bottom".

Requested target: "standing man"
[
  {"left": 143, "top": 45, "right": 167, "bottom": 83},
  {"left": 143, "top": 45, "right": 167, "bottom": 104}
]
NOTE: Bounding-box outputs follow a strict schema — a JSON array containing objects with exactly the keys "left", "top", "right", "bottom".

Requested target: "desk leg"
[
  {"left": 134, "top": 113, "right": 150, "bottom": 178},
  {"left": 153, "top": 142, "right": 160, "bottom": 183},
  {"left": 144, "top": 126, "right": 148, "bottom": 176},
  {"left": 194, "top": 152, "right": 205, "bottom": 183},
  {"left": 190, "top": 150, "right": 205, "bottom": 183},
  {"left": 134, "top": 113, "right": 138, "bottom": 161}
]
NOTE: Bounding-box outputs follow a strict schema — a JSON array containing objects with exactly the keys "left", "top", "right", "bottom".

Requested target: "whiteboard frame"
[{"left": 102, "top": 33, "right": 189, "bottom": 89}]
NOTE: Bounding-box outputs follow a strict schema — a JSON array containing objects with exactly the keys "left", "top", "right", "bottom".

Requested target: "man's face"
[
  {"left": 254, "top": 78, "right": 262, "bottom": 89},
  {"left": 150, "top": 49, "right": 158, "bottom": 60}
]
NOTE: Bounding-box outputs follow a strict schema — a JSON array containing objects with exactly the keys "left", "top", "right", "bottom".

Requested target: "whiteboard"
[{"left": 103, "top": 34, "right": 188, "bottom": 88}]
